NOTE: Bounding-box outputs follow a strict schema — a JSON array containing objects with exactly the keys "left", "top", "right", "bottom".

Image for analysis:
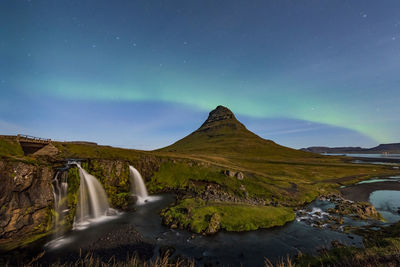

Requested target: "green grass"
[
  {"left": 0, "top": 137, "right": 24, "bottom": 158},
  {"left": 148, "top": 161, "right": 243, "bottom": 194},
  {"left": 161, "top": 198, "right": 295, "bottom": 233},
  {"left": 54, "top": 142, "right": 145, "bottom": 161}
]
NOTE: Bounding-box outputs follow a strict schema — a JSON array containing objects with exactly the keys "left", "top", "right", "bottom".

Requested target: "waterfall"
[
  {"left": 73, "top": 162, "right": 112, "bottom": 229},
  {"left": 129, "top": 166, "right": 150, "bottom": 204},
  {"left": 46, "top": 161, "right": 118, "bottom": 248},
  {"left": 51, "top": 170, "right": 69, "bottom": 236}
]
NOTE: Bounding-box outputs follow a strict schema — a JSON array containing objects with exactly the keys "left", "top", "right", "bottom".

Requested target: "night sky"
[{"left": 1, "top": 1, "right": 399, "bottom": 149}]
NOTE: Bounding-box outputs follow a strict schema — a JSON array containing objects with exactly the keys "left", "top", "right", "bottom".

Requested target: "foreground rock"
[{"left": 0, "top": 160, "right": 53, "bottom": 250}]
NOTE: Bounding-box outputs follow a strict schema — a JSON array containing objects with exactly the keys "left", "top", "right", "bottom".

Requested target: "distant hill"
[{"left": 301, "top": 143, "right": 400, "bottom": 154}]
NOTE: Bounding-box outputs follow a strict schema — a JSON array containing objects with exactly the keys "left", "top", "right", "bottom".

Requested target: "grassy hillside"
[
  {"left": 0, "top": 136, "right": 24, "bottom": 158},
  {"left": 53, "top": 142, "right": 146, "bottom": 161}
]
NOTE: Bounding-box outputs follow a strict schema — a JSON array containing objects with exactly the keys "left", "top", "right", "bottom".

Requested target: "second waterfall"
[{"left": 129, "top": 165, "right": 154, "bottom": 204}]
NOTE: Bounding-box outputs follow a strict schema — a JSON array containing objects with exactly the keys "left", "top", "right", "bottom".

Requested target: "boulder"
[
  {"left": 236, "top": 172, "right": 244, "bottom": 180},
  {"left": 206, "top": 213, "right": 221, "bottom": 234},
  {"left": 223, "top": 170, "right": 236, "bottom": 177}
]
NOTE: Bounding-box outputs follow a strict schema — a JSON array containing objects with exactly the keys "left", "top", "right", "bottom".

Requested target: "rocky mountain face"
[
  {"left": 197, "top": 105, "right": 246, "bottom": 133},
  {"left": 0, "top": 159, "right": 53, "bottom": 249},
  {"left": 302, "top": 143, "right": 400, "bottom": 154}
]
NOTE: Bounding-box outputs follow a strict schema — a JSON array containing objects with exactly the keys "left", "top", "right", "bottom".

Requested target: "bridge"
[{"left": 17, "top": 134, "right": 52, "bottom": 155}]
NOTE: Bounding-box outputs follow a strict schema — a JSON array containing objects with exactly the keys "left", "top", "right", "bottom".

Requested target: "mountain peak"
[
  {"left": 160, "top": 105, "right": 298, "bottom": 157},
  {"left": 197, "top": 105, "right": 245, "bottom": 132},
  {"left": 204, "top": 105, "right": 234, "bottom": 123}
]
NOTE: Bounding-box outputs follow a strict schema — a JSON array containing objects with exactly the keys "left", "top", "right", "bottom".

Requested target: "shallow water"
[
  {"left": 369, "top": 190, "right": 400, "bottom": 223},
  {"left": 357, "top": 175, "right": 400, "bottom": 185},
  {"left": 325, "top": 153, "right": 400, "bottom": 159}
]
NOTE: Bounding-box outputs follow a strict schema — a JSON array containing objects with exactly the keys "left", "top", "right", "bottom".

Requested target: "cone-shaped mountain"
[{"left": 161, "top": 105, "right": 316, "bottom": 160}]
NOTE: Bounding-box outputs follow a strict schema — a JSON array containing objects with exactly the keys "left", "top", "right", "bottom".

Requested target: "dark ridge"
[{"left": 302, "top": 143, "right": 400, "bottom": 154}]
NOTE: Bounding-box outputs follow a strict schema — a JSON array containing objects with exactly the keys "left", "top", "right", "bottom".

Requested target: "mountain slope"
[{"left": 160, "top": 105, "right": 317, "bottom": 160}]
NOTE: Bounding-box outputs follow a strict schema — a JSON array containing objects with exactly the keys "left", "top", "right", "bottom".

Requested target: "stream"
[{"left": 42, "top": 194, "right": 363, "bottom": 266}]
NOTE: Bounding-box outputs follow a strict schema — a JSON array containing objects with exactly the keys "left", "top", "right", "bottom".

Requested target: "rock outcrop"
[
  {"left": 328, "top": 201, "right": 382, "bottom": 220},
  {"left": 206, "top": 212, "right": 221, "bottom": 234},
  {"left": 199, "top": 183, "right": 265, "bottom": 205},
  {"left": 197, "top": 105, "right": 247, "bottom": 133},
  {"left": 222, "top": 170, "right": 245, "bottom": 180},
  {"left": 135, "top": 155, "right": 162, "bottom": 182},
  {"left": 0, "top": 160, "right": 54, "bottom": 249}
]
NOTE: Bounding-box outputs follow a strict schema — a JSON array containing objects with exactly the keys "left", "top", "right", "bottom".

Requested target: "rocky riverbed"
[{"left": 296, "top": 194, "right": 383, "bottom": 233}]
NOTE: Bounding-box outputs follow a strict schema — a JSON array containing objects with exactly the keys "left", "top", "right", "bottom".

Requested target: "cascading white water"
[
  {"left": 129, "top": 166, "right": 150, "bottom": 204},
  {"left": 73, "top": 163, "right": 112, "bottom": 229},
  {"left": 52, "top": 170, "right": 69, "bottom": 236},
  {"left": 46, "top": 161, "right": 118, "bottom": 249}
]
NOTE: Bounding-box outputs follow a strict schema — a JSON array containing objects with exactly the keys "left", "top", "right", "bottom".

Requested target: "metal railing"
[{"left": 17, "top": 134, "right": 51, "bottom": 144}]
